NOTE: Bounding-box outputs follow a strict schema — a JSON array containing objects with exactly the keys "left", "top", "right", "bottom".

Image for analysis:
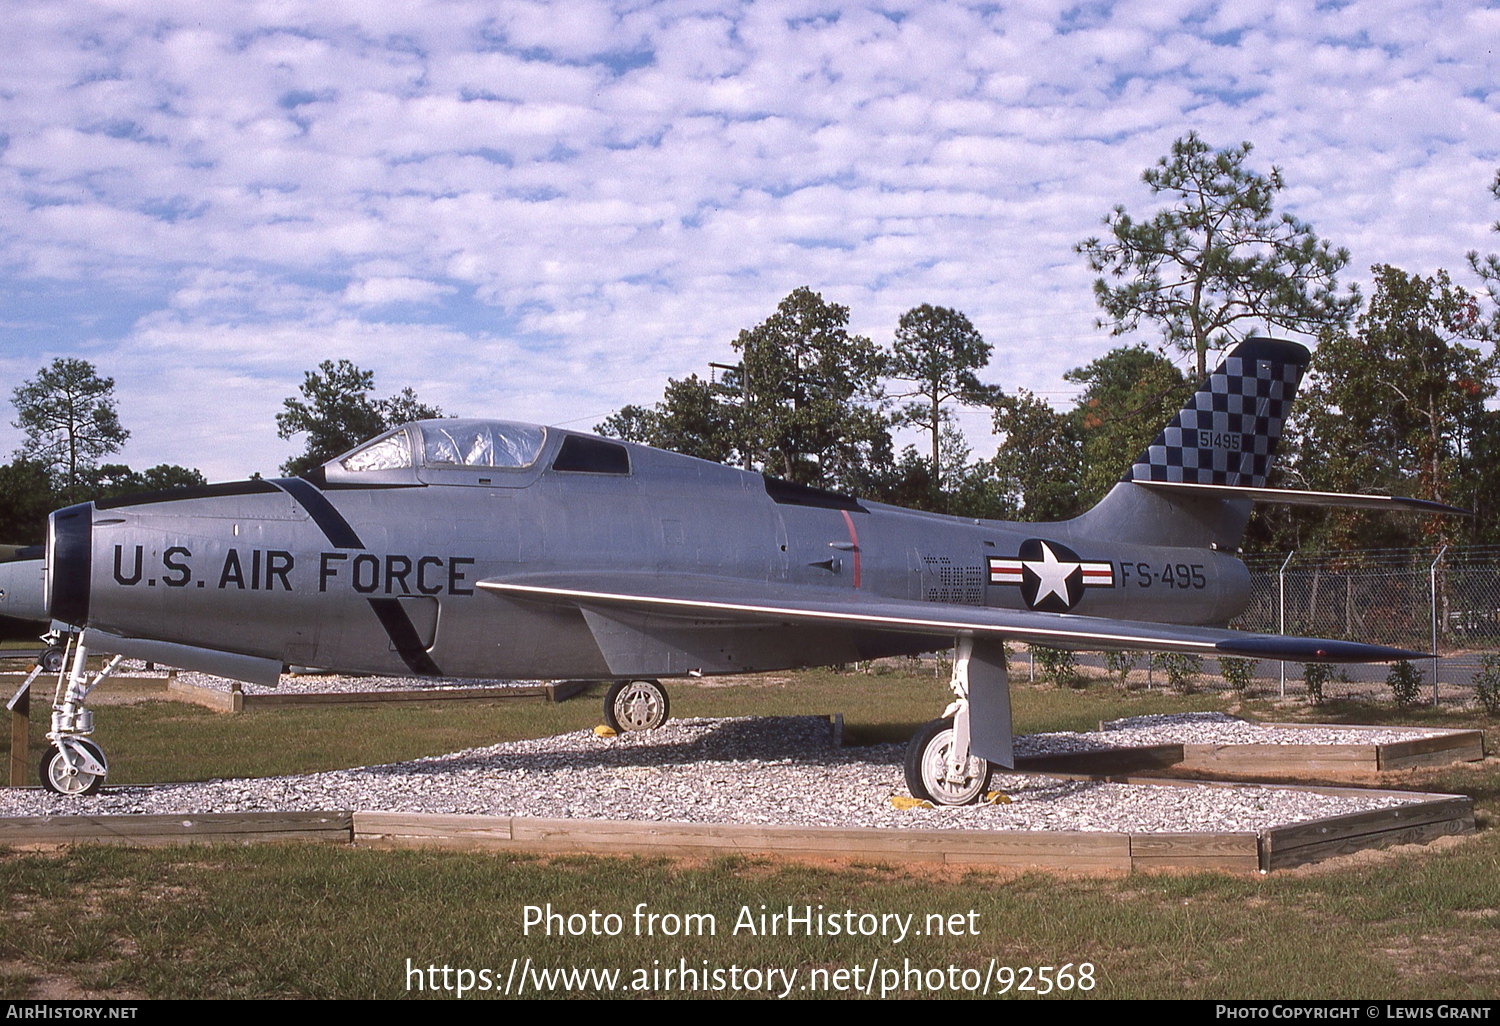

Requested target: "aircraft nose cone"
[
  {"left": 0, "top": 557, "right": 47, "bottom": 622},
  {"left": 47, "top": 502, "right": 93, "bottom": 627}
]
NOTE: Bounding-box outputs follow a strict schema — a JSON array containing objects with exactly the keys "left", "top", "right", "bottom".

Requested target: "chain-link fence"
[{"left": 1223, "top": 546, "right": 1500, "bottom": 708}]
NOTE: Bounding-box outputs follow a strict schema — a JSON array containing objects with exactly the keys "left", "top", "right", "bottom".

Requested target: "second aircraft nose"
[{"left": 0, "top": 556, "right": 48, "bottom": 623}]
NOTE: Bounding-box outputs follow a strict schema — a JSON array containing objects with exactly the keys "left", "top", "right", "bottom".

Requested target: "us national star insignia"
[{"left": 987, "top": 539, "right": 1114, "bottom": 612}]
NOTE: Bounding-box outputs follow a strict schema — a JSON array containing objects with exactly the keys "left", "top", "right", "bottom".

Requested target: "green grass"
[
  {"left": 2, "top": 667, "right": 1499, "bottom": 999},
  {"left": 2, "top": 837, "right": 1499, "bottom": 999}
]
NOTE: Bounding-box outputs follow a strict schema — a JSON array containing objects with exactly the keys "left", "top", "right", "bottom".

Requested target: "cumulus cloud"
[{"left": 1, "top": 0, "right": 1497, "bottom": 479}]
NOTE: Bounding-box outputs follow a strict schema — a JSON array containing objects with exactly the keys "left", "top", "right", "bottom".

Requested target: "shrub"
[
  {"left": 1103, "top": 650, "right": 1138, "bottom": 684},
  {"left": 1302, "top": 662, "right": 1334, "bottom": 705},
  {"left": 1473, "top": 654, "right": 1500, "bottom": 716},
  {"left": 1032, "top": 646, "right": 1082, "bottom": 688},
  {"left": 1151, "top": 652, "right": 1201, "bottom": 694},
  {"left": 1220, "top": 656, "right": 1255, "bottom": 693},
  {"left": 1387, "top": 660, "right": 1424, "bottom": 707}
]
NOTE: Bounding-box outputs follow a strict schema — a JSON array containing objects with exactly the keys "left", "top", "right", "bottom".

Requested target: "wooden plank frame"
[
  {"left": 0, "top": 720, "right": 1478, "bottom": 869},
  {"left": 351, "top": 773, "right": 1472, "bottom": 873},
  {"left": 0, "top": 781, "right": 1471, "bottom": 871},
  {"left": 1260, "top": 796, "right": 1476, "bottom": 871},
  {"left": 1016, "top": 744, "right": 1183, "bottom": 775},
  {"left": 1163, "top": 724, "right": 1484, "bottom": 775},
  {"left": 0, "top": 811, "right": 352, "bottom": 847}
]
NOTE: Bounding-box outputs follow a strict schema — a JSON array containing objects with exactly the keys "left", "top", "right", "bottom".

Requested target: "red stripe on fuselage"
[{"left": 840, "top": 509, "right": 861, "bottom": 589}]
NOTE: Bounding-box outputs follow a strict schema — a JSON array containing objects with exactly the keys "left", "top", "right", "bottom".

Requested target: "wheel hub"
[
  {"left": 919, "top": 728, "right": 989, "bottom": 805},
  {"left": 616, "top": 683, "right": 663, "bottom": 730},
  {"left": 40, "top": 738, "right": 108, "bottom": 796}
]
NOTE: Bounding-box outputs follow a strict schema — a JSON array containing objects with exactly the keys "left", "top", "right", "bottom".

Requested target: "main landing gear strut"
[
  {"left": 904, "top": 636, "right": 1014, "bottom": 806},
  {"left": 38, "top": 635, "right": 123, "bottom": 796},
  {"left": 603, "top": 678, "right": 670, "bottom": 732}
]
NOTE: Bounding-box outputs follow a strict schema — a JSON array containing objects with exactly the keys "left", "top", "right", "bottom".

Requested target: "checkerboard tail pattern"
[{"left": 1127, "top": 338, "right": 1311, "bottom": 488}]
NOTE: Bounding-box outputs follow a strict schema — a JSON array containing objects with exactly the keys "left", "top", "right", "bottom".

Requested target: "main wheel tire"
[
  {"left": 39, "top": 740, "right": 107, "bottom": 796},
  {"left": 40, "top": 646, "right": 66, "bottom": 674},
  {"left": 603, "top": 679, "right": 670, "bottom": 732},
  {"left": 904, "top": 718, "right": 992, "bottom": 806}
]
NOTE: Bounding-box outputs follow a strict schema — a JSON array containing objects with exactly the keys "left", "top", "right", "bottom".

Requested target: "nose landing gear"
[{"left": 36, "top": 636, "right": 122, "bottom": 796}]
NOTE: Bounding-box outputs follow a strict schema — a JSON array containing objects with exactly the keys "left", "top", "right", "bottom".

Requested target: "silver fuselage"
[{"left": 41, "top": 432, "right": 1251, "bottom": 680}]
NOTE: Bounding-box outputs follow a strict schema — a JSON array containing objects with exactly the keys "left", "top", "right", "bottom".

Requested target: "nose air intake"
[{"left": 47, "top": 502, "right": 93, "bottom": 627}]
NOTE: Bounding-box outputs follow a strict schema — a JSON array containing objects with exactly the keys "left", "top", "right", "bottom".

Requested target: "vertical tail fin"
[
  {"left": 1125, "top": 337, "right": 1310, "bottom": 488},
  {"left": 1070, "top": 337, "right": 1312, "bottom": 549}
]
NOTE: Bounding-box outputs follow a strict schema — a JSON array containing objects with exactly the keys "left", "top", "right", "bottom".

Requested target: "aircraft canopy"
[{"left": 339, "top": 419, "right": 548, "bottom": 472}]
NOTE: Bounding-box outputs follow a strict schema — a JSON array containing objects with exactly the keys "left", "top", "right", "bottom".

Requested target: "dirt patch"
[
  {"left": 78, "top": 692, "right": 172, "bottom": 707},
  {"left": 692, "top": 676, "right": 794, "bottom": 689},
  {"left": 1280, "top": 832, "right": 1477, "bottom": 876},
  {"left": 1382, "top": 930, "right": 1500, "bottom": 981},
  {"left": 0, "top": 959, "right": 146, "bottom": 1000}
]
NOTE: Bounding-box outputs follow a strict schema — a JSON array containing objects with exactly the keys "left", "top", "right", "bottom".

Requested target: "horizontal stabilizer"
[
  {"left": 1213, "top": 635, "right": 1430, "bottom": 662},
  {"left": 479, "top": 573, "right": 1428, "bottom": 664},
  {"left": 1133, "top": 479, "right": 1469, "bottom": 516}
]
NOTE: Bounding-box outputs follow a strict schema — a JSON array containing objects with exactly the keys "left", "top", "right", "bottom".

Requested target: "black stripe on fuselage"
[
  {"left": 274, "top": 477, "right": 365, "bottom": 549},
  {"left": 272, "top": 476, "right": 445, "bottom": 677},
  {"left": 367, "top": 598, "right": 444, "bottom": 676}
]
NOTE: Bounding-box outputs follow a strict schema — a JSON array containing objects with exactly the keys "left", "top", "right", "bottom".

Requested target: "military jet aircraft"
[{"left": 0, "top": 338, "right": 1451, "bottom": 801}]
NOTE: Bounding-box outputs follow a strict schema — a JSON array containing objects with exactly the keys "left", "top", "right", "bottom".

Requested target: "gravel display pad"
[{"left": 0, "top": 715, "right": 1434, "bottom": 832}]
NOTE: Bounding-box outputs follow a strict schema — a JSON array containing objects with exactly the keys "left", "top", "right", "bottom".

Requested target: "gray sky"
[{"left": 3, "top": 0, "right": 1498, "bottom": 480}]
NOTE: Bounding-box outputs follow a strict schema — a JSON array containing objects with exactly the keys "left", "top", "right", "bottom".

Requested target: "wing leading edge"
[{"left": 477, "top": 573, "right": 1429, "bottom": 664}]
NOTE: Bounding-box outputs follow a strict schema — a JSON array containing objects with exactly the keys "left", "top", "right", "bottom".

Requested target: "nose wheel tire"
[
  {"left": 603, "top": 679, "right": 670, "bottom": 732},
  {"left": 904, "top": 718, "right": 992, "bottom": 806},
  {"left": 39, "top": 740, "right": 108, "bottom": 796}
]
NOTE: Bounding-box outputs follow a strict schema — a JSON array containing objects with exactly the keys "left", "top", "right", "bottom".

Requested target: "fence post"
[
  {"left": 1431, "top": 546, "right": 1447, "bottom": 708},
  {"left": 1278, "top": 551, "right": 1295, "bottom": 699},
  {"left": 6, "top": 662, "right": 42, "bottom": 788},
  {"left": 7, "top": 684, "right": 28, "bottom": 787}
]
